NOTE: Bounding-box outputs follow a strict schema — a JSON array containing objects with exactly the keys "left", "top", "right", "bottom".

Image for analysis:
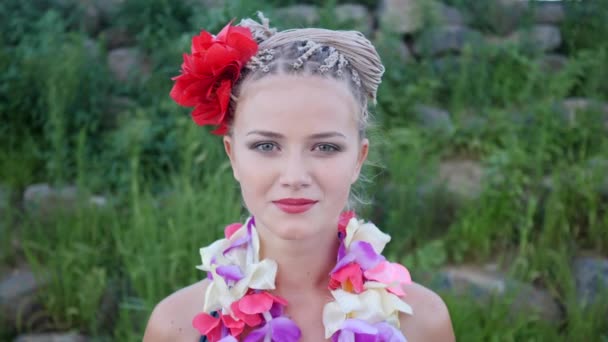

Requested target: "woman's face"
[{"left": 223, "top": 74, "right": 368, "bottom": 241}]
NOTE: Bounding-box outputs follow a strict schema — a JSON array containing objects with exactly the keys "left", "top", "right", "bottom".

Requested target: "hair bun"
[{"left": 238, "top": 11, "right": 277, "bottom": 44}]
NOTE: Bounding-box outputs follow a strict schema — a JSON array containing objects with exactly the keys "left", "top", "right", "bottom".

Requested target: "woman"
[{"left": 143, "top": 13, "right": 454, "bottom": 342}]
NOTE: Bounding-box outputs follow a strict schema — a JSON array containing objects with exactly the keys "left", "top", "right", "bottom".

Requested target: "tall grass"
[{"left": 3, "top": 0, "right": 608, "bottom": 340}]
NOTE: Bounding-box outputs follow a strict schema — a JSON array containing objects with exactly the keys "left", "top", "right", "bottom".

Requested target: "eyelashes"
[{"left": 249, "top": 142, "right": 342, "bottom": 154}]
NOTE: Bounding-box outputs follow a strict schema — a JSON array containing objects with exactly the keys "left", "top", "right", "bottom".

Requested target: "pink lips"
[{"left": 273, "top": 198, "right": 318, "bottom": 214}]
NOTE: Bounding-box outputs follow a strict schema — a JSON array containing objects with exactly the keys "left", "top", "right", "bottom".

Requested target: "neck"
[{"left": 256, "top": 222, "right": 340, "bottom": 294}]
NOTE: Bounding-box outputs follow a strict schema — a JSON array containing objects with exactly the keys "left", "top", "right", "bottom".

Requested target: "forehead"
[{"left": 233, "top": 74, "right": 359, "bottom": 136}]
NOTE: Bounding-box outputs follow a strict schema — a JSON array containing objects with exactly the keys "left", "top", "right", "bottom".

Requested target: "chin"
[{"left": 270, "top": 221, "right": 315, "bottom": 240}]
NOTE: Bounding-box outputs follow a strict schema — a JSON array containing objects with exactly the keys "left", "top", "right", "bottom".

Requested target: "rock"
[
  {"left": 275, "top": 5, "right": 320, "bottom": 26},
  {"left": 438, "top": 159, "right": 483, "bottom": 200},
  {"left": 533, "top": 2, "right": 565, "bottom": 25},
  {"left": 378, "top": 0, "right": 424, "bottom": 34},
  {"left": 0, "top": 268, "right": 44, "bottom": 328},
  {"left": 559, "top": 98, "right": 608, "bottom": 130},
  {"left": 488, "top": 0, "right": 530, "bottom": 35},
  {"left": 539, "top": 54, "right": 568, "bottom": 73},
  {"left": 422, "top": 265, "right": 562, "bottom": 322},
  {"left": 573, "top": 256, "right": 608, "bottom": 306},
  {"left": 511, "top": 25, "right": 562, "bottom": 52},
  {"left": 334, "top": 4, "right": 373, "bottom": 36},
  {"left": 107, "top": 47, "right": 150, "bottom": 83},
  {"left": 93, "top": 0, "right": 125, "bottom": 23},
  {"left": 83, "top": 38, "right": 100, "bottom": 61},
  {"left": 13, "top": 332, "right": 88, "bottom": 342},
  {"left": 413, "top": 104, "right": 454, "bottom": 133},
  {"left": 431, "top": 55, "right": 462, "bottom": 75},
  {"left": 102, "top": 96, "right": 136, "bottom": 128},
  {"left": 373, "top": 32, "right": 414, "bottom": 63},
  {"left": 0, "top": 185, "right": 9, "bottom": 219},
  {"left": 413, "top": 25, "right": 484, "bottom": 57},
  {"left": 96, "top": 280, "right": 121, "bottom": 332},
  {"left": 80, "top": 1, "right": 101, "bottom": 35},
  {"left": 432, "top": 2, "right": 467, "bottom": 27},
  {"left": 24, "top": 184, "right": 78, "bottom": 215},
  {"left": 100, "top": 27, "right": 135, "bottom": 49},
  {"left": 184, "top": 0, "right": 226, "bottom": 8},
  {"left": 23, "top": 184, "right": 107, "bottom": 217}
]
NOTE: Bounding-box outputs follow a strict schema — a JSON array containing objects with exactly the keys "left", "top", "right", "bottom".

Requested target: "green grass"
[{"left": 2, "top": 0, "right": 608, "bottom": 340}]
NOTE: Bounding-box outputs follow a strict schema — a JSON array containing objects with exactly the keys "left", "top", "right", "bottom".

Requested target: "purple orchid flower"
[
  {"left": 215, "top": 265, "right": 244, "bottom": 284},
  {"left": 331, "top": 319, "right": 407, "bottom": 342},
  {"left": 243, "top": 316, "right": 301, "bottom": 342},
  {"left": 332, "top": 241, "right": 385, "bottom": 274}
]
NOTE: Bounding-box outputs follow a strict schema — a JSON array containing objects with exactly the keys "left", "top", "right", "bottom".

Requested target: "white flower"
[
  {"left": 344, "top": 218, "right": 391, "bottom": 253},
  {"left": 196, "top": 219, "right": 278, "bottom": 312},
  {"left": 322, "top": 288, "right": 413, "bottom": 338}
]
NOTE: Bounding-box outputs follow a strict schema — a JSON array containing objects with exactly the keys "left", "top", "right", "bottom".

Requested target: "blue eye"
[
  {"left": 314, "top": 144, "right": 340, "bottom": 152},
  {"left": 253, "top": 142, "right": 277, "bottom": 152}
]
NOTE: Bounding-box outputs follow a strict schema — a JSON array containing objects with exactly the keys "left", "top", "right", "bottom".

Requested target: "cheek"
[{"left": 316, "top": 155, "right": 358, "bottom": 196}]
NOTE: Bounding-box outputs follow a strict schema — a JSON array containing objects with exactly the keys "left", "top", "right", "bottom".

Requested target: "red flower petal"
[
  {"left": 170, "top": 21, "right": 258, "bottom": 135},
  {"left": 192, "top": 101, "right": 223, "bottom": 126},
  {"left": 238, "top": 293, "right": 275, "bottom": 314},
  {"left": 221, "top": 314, "right": 245, "bottom": 336},
  {"left": 331, "top": 263, "right": 364, "bottom": 293},
  {"left": 192, "top": 31, "right": 214, "bottom": 53},
  {"left": 224, "top": 223, "right": 242, "bottom": 238},
  {"left": 230, "top": 301, "right": 263, "bottom": 327},
  {"left": 192, "top": 312, "right": 220, "bottom": 335},
  {"left": 338, "top": 211, "right": 356, "bottom": 235}
]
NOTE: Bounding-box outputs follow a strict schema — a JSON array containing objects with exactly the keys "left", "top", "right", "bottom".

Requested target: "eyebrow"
[{"left": 246, "top": 130, "right": 346, "bottom": 139}]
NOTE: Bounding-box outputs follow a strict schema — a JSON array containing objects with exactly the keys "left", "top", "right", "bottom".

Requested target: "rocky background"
[{"left": 1, "top": 0, "right": 607, "bottom": 341}]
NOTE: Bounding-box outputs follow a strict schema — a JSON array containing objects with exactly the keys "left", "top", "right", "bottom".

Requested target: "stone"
[
  {"left": 533, "top": 2, "right": 565, "bottom": 25},
  {"left": 100, "top": 27, "right": 135, "bottom": 49},
  {"left": 13, "top": 332, "right": 88, "bottom": 342},
  {"left": 511, "top": 25, "right": 562, "bottom": 52},
  {"left": 413, "top": 104, "right": 454, "bottom": 133},
  {"left": 432, "top": 2, "right": 467, "bottom": 27},
  {"left": 373, "top": 32, "right": 414, "bottom": 64},
  {"left": 80, "top": 1, "right": 101, "bottom": 35},
  {"left": 83, "top": 38, "right": 100, "bottom": 61},
  {"left": 334, "top": 4, "right": 373, "bottom": 36},
  {"left": 0, "top": 185, "right": 9, "bottom": 219},
  {"left": 378, "top": 0, "right": 424, "bottom": 34},
  {"left": 413, "top": 25, "right": 484, "bottom": 57},
  {"left": 23, "top": 184, "right": 78, "bottom": 215},
  {"left": 438, "top": 160, "right": 483, "bottom": 200},
  {"left": 275, "top": 5, "right": 320, "bottom": 26},
  {"left": 23, "top": 184, "right": 107, "bottom": 217},
  {"left": 488, "top": 0, "right": 530, "bottom": 35},
  {"left": 573, "top": 256, "right": 608, "bottom": 306},
  {"left": 102, "top": 96, "right": 136, "bottom": 128},
  {"left": 539, "top": 54, "right": 568, "bottom": 73},
  {"left": 422, "top": 265, "right": 562, "bottom": 322},
  {"left": 0, "top": 268, "right": 44, "bottom": 328},
  {"left": 560, "top": 98, "right": 608, "bottom": 130},
  {"left": 107, "top": 47, "right": 150, "bottom": 83},
  {"left": 93, "top": 0, "right": 125, "bottom": 23}
]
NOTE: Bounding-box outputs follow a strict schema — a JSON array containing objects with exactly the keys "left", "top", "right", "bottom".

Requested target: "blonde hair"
[{"left": 228, "top": 12, "right": 385, "bottom": 137}]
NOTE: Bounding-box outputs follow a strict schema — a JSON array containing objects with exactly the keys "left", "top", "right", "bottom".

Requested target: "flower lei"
[
  {"left": 193, "top": 212, "right": 413, "bottom": 341},
  {"left": 170, "top": 22, "right": 258, "bottom": 135}
]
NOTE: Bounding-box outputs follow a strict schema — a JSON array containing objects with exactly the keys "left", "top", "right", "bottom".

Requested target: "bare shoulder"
[
  {"left": 399, "top": 281, "right": 455, "bottom": 342},
  {"left": 143, "top": 279, "right": 209, "bottom": 342}
]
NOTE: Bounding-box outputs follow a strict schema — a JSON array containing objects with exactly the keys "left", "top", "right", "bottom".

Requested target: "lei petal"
[{"left": 196, "top": 213, "right": 411, "bottom": 341}]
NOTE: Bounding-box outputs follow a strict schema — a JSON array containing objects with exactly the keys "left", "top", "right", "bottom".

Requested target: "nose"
[{"left": 279, "top": 151, "right": 312, "bottom": 189}]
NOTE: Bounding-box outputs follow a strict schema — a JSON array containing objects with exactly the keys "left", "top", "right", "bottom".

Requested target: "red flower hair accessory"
[{"left": 170, "top": 21, "right": 258, "bottom": 135}]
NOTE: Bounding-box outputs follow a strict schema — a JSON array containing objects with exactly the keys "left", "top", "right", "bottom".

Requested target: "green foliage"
[{"left": 2, "top": 0, "right": 608, "bottom": 341}]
